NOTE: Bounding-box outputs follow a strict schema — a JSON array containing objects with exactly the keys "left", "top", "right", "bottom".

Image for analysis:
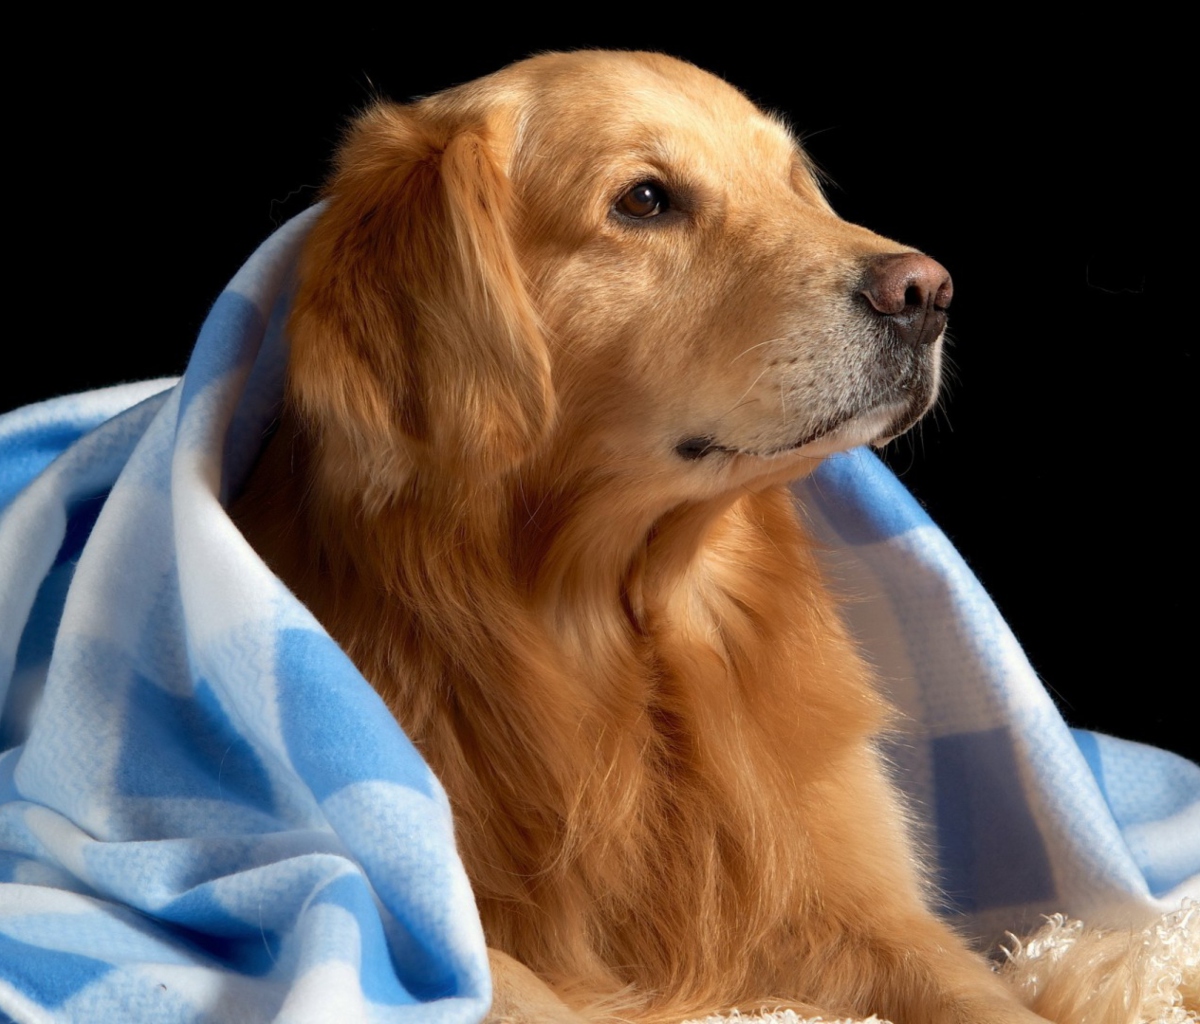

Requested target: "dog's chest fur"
[{"left": 241, "top": 437, "right": 884, "bottom": 1009}]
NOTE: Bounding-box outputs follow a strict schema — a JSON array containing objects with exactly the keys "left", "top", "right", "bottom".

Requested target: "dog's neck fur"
[{"left": 236, "top": 408, "right": 887, "bottom": 1016}]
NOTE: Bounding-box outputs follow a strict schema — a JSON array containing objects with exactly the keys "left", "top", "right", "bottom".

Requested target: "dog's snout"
[{"left": 860, "top": 253, "right": 953, "bottom": 348}]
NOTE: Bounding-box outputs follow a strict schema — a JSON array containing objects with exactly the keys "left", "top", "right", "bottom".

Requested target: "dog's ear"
[{"left": 288, "top": 102, "right": 554, "bottom": 483}]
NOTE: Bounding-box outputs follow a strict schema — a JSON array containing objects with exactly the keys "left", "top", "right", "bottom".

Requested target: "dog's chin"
[
  {"left": 719, "top": 401, "right": 916, "bottom": 464},
  {"left": 670, "top": 402, "right": 916, "bottom": 492},
  {"left": 791, "top": 402, "right": 915, "bottom": 458}
]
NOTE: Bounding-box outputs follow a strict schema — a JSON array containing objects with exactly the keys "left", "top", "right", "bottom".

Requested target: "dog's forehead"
[{"left": 467, "top": 51, "right": 801, "bottom": 183}]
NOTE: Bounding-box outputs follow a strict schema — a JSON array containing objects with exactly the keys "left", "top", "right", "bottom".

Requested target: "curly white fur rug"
[{"left": 685, "top": 902, "right": 1199, "bottom": 1024}]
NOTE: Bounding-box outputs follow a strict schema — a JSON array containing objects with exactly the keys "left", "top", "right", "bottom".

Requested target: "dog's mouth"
[
  {"left": 675, "top": 338, "right": 942, "bottom": 464},
  {"left": 674, "top": 416, "right": 850, "bottom": 461},
  {"left": 674, "top": 401, "right": 913, "bottom": 463}
]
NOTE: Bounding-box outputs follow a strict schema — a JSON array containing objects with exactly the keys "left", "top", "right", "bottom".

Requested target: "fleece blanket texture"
[{"left": 1, "top": 209, "right": 1197, "bottom": 1023}]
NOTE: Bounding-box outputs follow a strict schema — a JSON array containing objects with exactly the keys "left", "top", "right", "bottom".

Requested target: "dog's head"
[{"left": 288, "top": 50, "right": 950, "bottom": 505}]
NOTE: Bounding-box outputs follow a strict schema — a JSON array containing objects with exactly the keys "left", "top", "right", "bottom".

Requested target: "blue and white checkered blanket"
[{"left": 2, "top": 210, "right": 1197, "bottom": 1023}]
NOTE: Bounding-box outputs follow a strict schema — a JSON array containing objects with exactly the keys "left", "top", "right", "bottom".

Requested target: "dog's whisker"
[
  {"left": 728, "top": 337, "right": 786, "bottom": 364},
  {"left": 714, "top": 366, "right": 773, "bottom": 424}
]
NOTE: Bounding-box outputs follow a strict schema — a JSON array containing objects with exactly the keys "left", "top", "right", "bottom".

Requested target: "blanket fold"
[{"left": 1, "top": 211, "right": 1196, "bottom": 1023}]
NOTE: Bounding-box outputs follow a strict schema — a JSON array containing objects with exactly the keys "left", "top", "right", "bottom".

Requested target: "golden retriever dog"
[{"left": 235, "top": 50, "right": 1048, "bottom": 1024}]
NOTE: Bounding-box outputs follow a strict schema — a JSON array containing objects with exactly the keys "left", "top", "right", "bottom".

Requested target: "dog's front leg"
[
  {"left": 798, "top": 752, "right": 1054, "bottom": 1024},
  {"left": 486, "top": 948, "right": 591, "bottom": 1024}
]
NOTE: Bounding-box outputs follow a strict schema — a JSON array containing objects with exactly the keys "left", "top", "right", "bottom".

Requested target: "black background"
[{"left": 8, "top": 32, "right": 1190, "bottom": 761}]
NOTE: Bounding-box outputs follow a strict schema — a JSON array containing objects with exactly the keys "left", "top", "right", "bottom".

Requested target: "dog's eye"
[{"left": 616, "top": 182, "right": 670, "bottom": 219}]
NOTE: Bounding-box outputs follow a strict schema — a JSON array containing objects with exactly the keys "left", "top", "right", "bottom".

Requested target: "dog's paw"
[{"left": 938, "top": 1001, "right": 1053, "bottom": 1024}]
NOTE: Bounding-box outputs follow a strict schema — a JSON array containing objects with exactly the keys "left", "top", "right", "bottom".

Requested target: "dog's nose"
[{"left": 860, "top": 253, "right": 953, "bottom": 348}]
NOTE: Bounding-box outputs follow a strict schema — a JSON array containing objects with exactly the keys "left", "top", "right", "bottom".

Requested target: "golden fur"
[{"left": 236, "top": 51, "right": 1048, "bottom": 1023}]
